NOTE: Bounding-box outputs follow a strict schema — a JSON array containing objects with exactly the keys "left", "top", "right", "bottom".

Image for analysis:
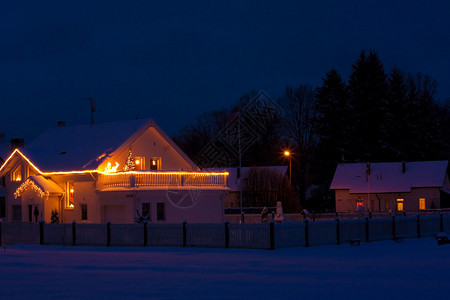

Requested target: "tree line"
[{"left": 174, "top": 50, "right": 450, "bottom": 212}]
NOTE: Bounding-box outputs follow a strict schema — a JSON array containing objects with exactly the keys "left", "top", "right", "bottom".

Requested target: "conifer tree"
[
  {"left": 348, "top": 50, "right": 388, "bottom": 161},
  {"left": 50, "top": 209, "right": 60, "bottom": 224},
  {"left": 124, "top": 150, "right": 136, "bottom": 171}
]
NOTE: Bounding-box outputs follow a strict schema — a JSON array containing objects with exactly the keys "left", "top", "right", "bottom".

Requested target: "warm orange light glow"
[
  {"left": 69, "top": 204, "right": 74, "bottom": 208},
  {"left": 397, "top": 199, "right": 404, "bottom": 211},
  {"left": 284, "top": 151, "right": 290, "bottom": 156},
  {"left": 15, "top": 177, "right": 21, "bottom": 181},
  {"left": 152, "top": 160, "right": 156, "bottom": 165},
  {"left": 70, "top": 188, "right": 74, "bottom": 193},
  {"left": 0, "top": 149, "right": 229, "bottom": 178},
  {"left": 14, "top": 179, "right": 46, "bottom": 199},
  {"left": 104, "top": 162, "right": 119, "bottom": 173},
  {"left": 135, "top": 159, "right": 140, "bottom": 165}
]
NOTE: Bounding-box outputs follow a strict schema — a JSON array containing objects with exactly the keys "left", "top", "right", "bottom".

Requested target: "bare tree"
[
  {"left": 279, "top": 84, "right": 318, "bottom": 206},
  {"left": 242, "top": 167, "right": 300, "bottom": 213}
]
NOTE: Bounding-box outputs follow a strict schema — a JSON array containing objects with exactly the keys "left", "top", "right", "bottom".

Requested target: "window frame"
[
  {"left": 12, "top": 205, "right": 22, "bottom": 221},
  {"left": 150, "top": 157, "right": 161, "bottom": 170},
  {"left": 419, "top": 198, "right": 426, "bottom": 210},
  {"left": 81, "top": 204, "right": 88, "bottom": 220},
  {"left": 142, "top": 203, "right": 151, "bottom": 221},
  {"left": 11, "top": 165, "right": 22, "bottom": 182},
  {"left": 156, "top": 202, "right": 165, "bottom": 221},
  {"left": 397, "top": 198, "right": 404, "bottom": 211}
]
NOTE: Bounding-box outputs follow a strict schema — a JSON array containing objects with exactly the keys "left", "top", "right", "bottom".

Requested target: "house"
[
  {"left": 330, "top": 161, "right": 450, "bottom": 212},
  {"left": 0, "top": 119, "right": 229, "bottom": 224}
]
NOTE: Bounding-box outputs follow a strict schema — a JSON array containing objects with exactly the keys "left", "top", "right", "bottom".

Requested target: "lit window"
[
  {"left": 157, "top": 202, "right": 165, "bottom": 220},
  {"left": 135, "top": 156, "right": 145, "bottom": 171},
  {"left": 81, "top": 204, "right": 88, "bottom": 220},
  {"left": 67, "top": 183, "right": 75, "bottom": 209},
  {"left": 150, "top": 157, "right": 161, "bottom": 170},
  {"left": 356, "top": 201, "right": 364, "bottom": 208},
  {"left": 397, "top": 199, "right": 404, "bottom": 211},
  {"left": 419, "top": 198, "right": 425, "bottom": 210},
  {"left": 12, "top": 165, "right": 22, "bottom": 182}
]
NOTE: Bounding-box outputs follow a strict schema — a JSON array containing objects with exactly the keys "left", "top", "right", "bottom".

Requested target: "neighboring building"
[
  {"left": 331, "top": 161, "right": 450, "bottom": 212},
  {"left": 0, "top": 119, "right": 228, "bottom": 224}
]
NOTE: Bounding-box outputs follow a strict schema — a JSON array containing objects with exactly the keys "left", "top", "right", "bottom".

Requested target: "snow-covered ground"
[{"left": 0, "top": 238, "right": 449, "bottom": 299}]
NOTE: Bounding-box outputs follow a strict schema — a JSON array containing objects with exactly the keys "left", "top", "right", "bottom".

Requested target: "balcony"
[{"left": 97, "top": 172, "right": 228, "bottom": 190}]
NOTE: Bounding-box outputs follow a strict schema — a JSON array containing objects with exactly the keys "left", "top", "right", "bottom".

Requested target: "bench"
[
  {"left": 350, "top": 239, "right": 360, "bottom": 246},
  {"left": 436, "top": 233, "right": 449, "bottom": 246},
  {"left": 394, "top": 235, "right": 404, "bottom": 243}
]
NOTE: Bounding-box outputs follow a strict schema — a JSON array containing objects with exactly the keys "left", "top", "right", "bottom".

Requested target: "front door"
[{"left": 28, "top": 204, "right": 40, "bottom": 222}]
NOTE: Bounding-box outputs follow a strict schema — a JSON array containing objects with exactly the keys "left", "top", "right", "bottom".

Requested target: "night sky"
[{"left": 1, "top": 0, "right": 450, "bottom": 144}]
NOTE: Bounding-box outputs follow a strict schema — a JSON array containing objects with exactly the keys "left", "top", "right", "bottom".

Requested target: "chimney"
[
  {"left": 10, "top": 138, "right": 24, "bottom": 149},
  {"left": 402, "top": 161, "right": 406, "bottom": 174},
  {"left": 57, "top": 121, "right": 66, "bottom": 128}
]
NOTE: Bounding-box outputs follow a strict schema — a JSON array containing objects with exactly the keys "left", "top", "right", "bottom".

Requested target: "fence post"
[
  {"left": 416, "top": 214, "right": 421, "bottom": 238},
  {"left": 440, "top": 211, "right": 444, "bottom": 232},
  {"left": 143, "top": 220, "right": 148, "bottom": 247},
  {"left": 39, "top": 219, "right": 44, "bottom": 245},
  {"left": 106, "top": 221, "right": 111, "bottom": 247},
  {"left": 182, "top": 220, "right": 187, "bottom": 247},
  {"left": 365, "top": 216, "right": 370, "bottom": 243},
  {"left": 392, "top": 215, "right": 396, "bottom": 240},
  {"left": 336, "top": 217, "right": 340, "bottom": 245},
  {"left": 269, "top": 220, "right": 275, "bottom": 250},
  {"left": 224, "top": 220, "right": 229, "bottom": 248},
  {"left": 72, "top": 220, "right": 76, "bottom": 246},
  {"left": 305, "top": 218, "right": 309, "bottom": 247}
]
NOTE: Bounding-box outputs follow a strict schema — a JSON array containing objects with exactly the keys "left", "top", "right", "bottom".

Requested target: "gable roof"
[
  {"left": 330, "top": 161, "right": 449, "bottom": 193},
  {"left": 5, "top": 119, "right": 197, "bottom": 172}
]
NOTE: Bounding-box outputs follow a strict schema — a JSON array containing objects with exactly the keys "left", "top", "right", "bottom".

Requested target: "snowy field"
[{"left": 0, "top": 238, "right": 449, "bottom": 299}]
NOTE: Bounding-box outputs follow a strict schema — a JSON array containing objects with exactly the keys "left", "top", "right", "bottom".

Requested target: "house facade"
[
  {"left": 0, "top": 119, "right": 228, "bottom": 224},
  {"left": 330, "top": 161, "right": 450, "bottom": 212}
]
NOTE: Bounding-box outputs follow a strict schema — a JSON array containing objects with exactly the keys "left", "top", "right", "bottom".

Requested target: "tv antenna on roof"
[{"left": 81, "top": 96, "right": 96, "bottom": 126}]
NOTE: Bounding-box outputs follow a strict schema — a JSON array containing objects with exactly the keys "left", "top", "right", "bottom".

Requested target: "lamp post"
[{"left": 284, "top": 151, "right": 292, "bottom": 185}]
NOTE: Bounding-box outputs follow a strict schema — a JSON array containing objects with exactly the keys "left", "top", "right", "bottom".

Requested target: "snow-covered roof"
[
  {"left": 20, "top": 119, "right": 152, "bottom": 172},
  {"left": 330, "top": 161, "right": 449, "bottom": 193},
  {"left": 29, "top": 176, "right": 64, "bottom": 194},
  {"left": 205, "top": 166, "right": 288, "bottom": 192}
]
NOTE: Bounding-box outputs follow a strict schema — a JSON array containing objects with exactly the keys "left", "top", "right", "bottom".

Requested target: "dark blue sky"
[{"left": 1, "top": 1, "right": 450, "bottom": 144}]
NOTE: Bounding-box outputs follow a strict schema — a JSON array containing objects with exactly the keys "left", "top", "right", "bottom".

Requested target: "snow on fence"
[{"left": 1, "top": 214, "right": 449, "bottom": 249}]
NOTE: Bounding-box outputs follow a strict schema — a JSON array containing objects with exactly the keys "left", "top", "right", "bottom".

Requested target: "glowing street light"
[{"left": 284, "top": 151, "right": 292, "bottom": 185}]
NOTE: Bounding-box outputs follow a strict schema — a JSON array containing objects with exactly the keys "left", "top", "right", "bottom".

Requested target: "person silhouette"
[{"left": 33, "top": 206, "right": 39, "bottom": 222}]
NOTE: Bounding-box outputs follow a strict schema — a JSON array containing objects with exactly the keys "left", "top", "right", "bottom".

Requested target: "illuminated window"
[
  {"left": 397, "top": 199, "right": 404, "bottom": 211},
  {"left": 419, "top": 198, "right": 425, "bottom": 210},
  {"left": 67, "top": 183, "right": 75, "bottom": 209},
  {"left": 150, "top": 157, "right": 161, "bottom": 170},
  {"left": 157, "top": 202, "right": 165, "bottom": 220},
  {"left": 81, "top": 204, "right": 88, "bottom": 220},
  {"left": 134, "top": 156, "right": 145, "bottom": 171},
  {"left": 356, "top": 201, "right": 364, "bottom": 208},
  {"left": 12, "top": 165, "right": 22, "bottom": 182}
]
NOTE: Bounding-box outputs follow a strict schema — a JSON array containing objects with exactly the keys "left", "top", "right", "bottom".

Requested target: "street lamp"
[{"left": 284, "top": 151, "right": 292, "bottom": 185}]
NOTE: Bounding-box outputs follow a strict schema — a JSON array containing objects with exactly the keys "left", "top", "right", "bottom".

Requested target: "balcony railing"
[{"left": 97, "top": 172, "right": 228, "bottom": 190}]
